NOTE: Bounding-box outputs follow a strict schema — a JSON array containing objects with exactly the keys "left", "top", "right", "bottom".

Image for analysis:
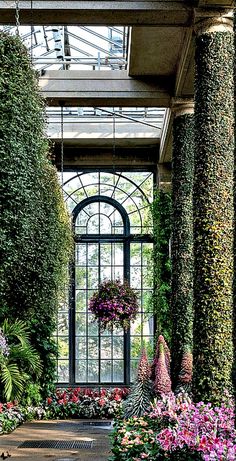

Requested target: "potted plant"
[{"left": 89, "top": 279, "right": 139, "bottom": 331}]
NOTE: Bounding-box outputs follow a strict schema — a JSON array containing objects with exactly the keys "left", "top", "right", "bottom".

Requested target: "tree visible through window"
[{"left": 55, "top": 171, "right": 154, "bottom": 385}]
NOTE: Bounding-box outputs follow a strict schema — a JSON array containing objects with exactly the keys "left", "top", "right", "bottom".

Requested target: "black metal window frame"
[
  {"left": 70, "top": 196, "right": 131, "bottom": 385},
  {"left": 56, "top": 168, "right": 155, "bottom": 386}
]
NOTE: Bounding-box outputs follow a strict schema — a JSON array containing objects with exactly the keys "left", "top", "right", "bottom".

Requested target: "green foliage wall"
[
  {"left": 152, "top": 190, "right": 172, "bottom": 343},
  {"left": 171, "top": 113, "right": 194, "bottom": 389},
  {"left": 193, "top": 30, "right": 234, "bottom": 404},
  {"left": 0, "top": 33, "right": 72, "bottom": 394},
  {"left": 233, "top": 11, "right": 236, "bottom": 405}
]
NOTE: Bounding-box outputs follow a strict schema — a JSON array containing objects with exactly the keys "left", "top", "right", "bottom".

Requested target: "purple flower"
[{"left": 88, "top": 279, "right": 139, "bottom": 331}]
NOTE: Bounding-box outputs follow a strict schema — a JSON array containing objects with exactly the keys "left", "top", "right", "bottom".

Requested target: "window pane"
[
  {"left": 113, "top": 337, "right": 124, "bottom": 358},
  {"left": 131, "top": 336, "right": 141, "bottom": 359},
  {"left": 58, "top": 361, "right": 69, "bottom": 382},
  {"left": 130, "top": 360, "right": 138, "bottom": 382},
  {"left": 114, "top": 243, "right": 123, "bottom": 266},
  {"left": 100, "top": 244, "right": 111, "bottom": 265},
  {"left": 88, "top": 314, "right": 99, "bottom": 335},
  {"left": 88, "top": 244, "right": 98, "bottom": 266},
  {"left": 76, "top": 290, "right": 87, "bottom": 312},
  {"left": 101, "top": 360, "right": 112, "bottom": 382},
  {"left": 113, "top": 360, "right": 124, "bottom": 382},
  {"left": 88, "top": 337, "right": 99, "bottom": 359},
  {"left": 76, "top": 336, "right": 86, "bottom": 359},
  {"left": 88, "top": 267, "right": 99, "bottom": 289},
  {"left": 130, "top": 243, "right": 141, "bottom": 266},
  {"left": 76, "top": 360, "right": 86, "bottom": 382},
  {"left": 88, "top": 360, "right": 99, "bottom": 382},
  {"left": 101, "top": 266, "right": 111, "bottom": 281},
  {"left": 58, "top": 337, "right": 69, "bottom": 359},
  {"left": 130, "top": 267, "right": 141, "bottom": 289},
  {"left": 75, "top": 313, "right": 86, "bottom": 335},
  {"left": 101, "top": 337, "right": 112, "bottom": 359},
  {"left": 75, "top": 267, "right": 86, "bottom": 289},
  {"left": 87, "top": 215, "right": 99, "bottom": 233},
  {"left": 76, "top": 243, "right": 86, "bottom": 265}
]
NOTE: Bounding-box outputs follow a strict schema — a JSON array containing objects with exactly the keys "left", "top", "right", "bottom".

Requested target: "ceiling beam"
[
  {"left": 196, "top": 0, "right": 234, "bottom": 7},
  {"left": 39, "top": 70, "right": 172, "bottom": 107},
  {"left": 1, "top": 1, "right": 192, "bottom": 26}
]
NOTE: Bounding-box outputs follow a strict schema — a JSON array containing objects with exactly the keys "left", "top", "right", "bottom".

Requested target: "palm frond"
[
  {"left": 2, "top": 319, "right": 29, "bottom": 346},
  {"left": 1, "top": 363, "right": 25, "bottom": 401}
]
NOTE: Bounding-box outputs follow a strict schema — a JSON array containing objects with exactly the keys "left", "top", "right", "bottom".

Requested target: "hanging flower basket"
[{"left": 89, "top": 279, "right": 139, "bottom": 331}]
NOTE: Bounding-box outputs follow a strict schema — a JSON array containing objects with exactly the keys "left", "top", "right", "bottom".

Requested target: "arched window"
[{"left": 55, "top": 171, "right": 154, "bottom": 385}]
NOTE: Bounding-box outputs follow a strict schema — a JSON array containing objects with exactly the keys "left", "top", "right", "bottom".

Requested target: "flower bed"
[
  {"left": 110, "top": 394, "right": 236, "bottom": 461},
  {"left": 45, "top": 387, "right": 129, "bottom": 419},
  {"left": 0, "top": 403, "right": 25, "bottom": 434},
  {"left": 0, "top": 387, "right": 129, "bottom": 435}
]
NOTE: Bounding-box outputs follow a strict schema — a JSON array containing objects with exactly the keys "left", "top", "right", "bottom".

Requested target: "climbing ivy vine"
[
  {"left": 0, "top": 32, "right": 72, "bottom": 395},
  {"left": 152, "top": 190, "right": 172, "bottom": 344},
  {"left": 193, "top": 30, "right": 234, "bottom": 404},
  {"left": 171, "top": 113, "right": 194, "bottom": 389}
]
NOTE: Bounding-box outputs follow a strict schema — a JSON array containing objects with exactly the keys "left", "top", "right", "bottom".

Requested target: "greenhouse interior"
[{"left": 0, "top": 1, "right": 236, "bottom": 460}]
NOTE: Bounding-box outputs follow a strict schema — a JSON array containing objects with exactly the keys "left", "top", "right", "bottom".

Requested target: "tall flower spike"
[
  {"left": 137, "top": 347, "right": 151, "bottom": 383},
  {"left": 123, "top": 346, "right": 153, "bottom": 418},
  {"left": 154, "top": 342, "right": 172, "bottom": 396},
  {"left": 152, "top": 335, "right": 171, "bottom": 380}
]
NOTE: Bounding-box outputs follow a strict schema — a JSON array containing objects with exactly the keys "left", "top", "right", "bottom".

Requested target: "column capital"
[
  {"left": 194, "top": 9, "right": 233, "bottom": 35},
  {"left": 171, "top": 98, "right": 194, "bottom": 118}
]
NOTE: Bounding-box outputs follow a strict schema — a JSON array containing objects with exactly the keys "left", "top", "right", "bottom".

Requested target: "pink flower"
[{"left": 6, "top": 402, "right": 14, "bottom": 409}]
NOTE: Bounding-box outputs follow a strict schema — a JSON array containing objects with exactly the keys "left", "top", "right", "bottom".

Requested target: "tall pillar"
[
  {"left": 171, "top": 100, "right": 194, "bottom": 389},
  {"left": 193, "top": 13, "right": 234, "bottom": 403}
]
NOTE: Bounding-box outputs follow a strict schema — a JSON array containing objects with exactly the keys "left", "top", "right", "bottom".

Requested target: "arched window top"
[
  {"left": 73, "top": 195, "right": 129, "bottom": 236},
  {"left": 63, "top": 171, "right": 153, "bottom": 235}
]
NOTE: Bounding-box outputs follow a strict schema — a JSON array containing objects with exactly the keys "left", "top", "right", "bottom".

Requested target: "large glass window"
[{"left": 55, "top": 171, "right": 154, "bottom": 384}]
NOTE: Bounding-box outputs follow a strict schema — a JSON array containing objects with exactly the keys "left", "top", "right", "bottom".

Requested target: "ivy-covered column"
[
  {"left": 193, "top": 14, "right": 234, "bottom": 404},
  {"left": 171, "top": 101, "right": 194, "bottom": 389}
]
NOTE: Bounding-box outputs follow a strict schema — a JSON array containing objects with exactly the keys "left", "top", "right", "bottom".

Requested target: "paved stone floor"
[{"left": 0, "top": 420, "right": 112, "bottom": 461}]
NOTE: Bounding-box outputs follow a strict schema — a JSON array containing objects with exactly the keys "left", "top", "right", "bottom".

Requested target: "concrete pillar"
[
  {"left": 171, "top": 99, "right": 194, "bottom": 390},
  {"left": 193, "top": 13, "right": 234, "bottom": 403}
]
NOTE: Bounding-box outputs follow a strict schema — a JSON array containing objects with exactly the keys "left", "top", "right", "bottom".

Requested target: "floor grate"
[
  {"left": 81, "top": 421, "right": 112, "bottom": 427},
  {"left": 18, "top": 440, "right": 93, "bottom": 449}
]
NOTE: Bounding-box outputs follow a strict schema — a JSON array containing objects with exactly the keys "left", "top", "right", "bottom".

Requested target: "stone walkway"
[{"left": 0, "top": 420, "right": 112, "bottom": 461}]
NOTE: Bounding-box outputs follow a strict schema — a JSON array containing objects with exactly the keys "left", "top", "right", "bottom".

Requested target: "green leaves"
[
  {"left": 171, "top": 113, "right": 194, "bottom": 389},
  {"left": 0, "top": 32, "right": 72, "bottom": 394},
  {"left": 193, "top": 31, "right": 234, "bottom": 404},
  {"left": 0, "top": 318, "right": 42, "bottom": 401},
  {"left": 152, "top": 191, "right": 172, "bottom": 343},
  {"left": 1, "top": 363, "right": 24, "bottom": 401}
]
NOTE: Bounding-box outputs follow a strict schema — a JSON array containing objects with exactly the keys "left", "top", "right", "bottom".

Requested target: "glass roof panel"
[
  {"left": 0, "top": 25, "right": 128, "bottom": 71},
  {"left": 46, "top": 106, "right": 166, "bottom": 142}
]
